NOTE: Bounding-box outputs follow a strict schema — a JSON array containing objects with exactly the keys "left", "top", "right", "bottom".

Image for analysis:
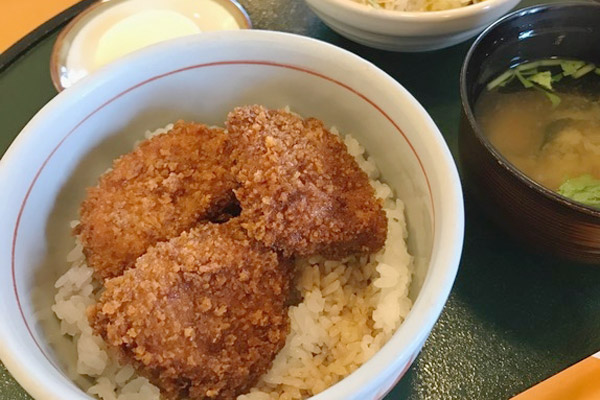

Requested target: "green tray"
[{"left": 2, "top": 0, "right": 599, "bottom": 399}]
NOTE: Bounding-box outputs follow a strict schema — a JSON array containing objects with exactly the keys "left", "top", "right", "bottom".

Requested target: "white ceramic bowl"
[
  {"left": 0, "top": 30, "right": 463, "bottom": 400},
  {"left": 304, "top": 0, "right": 520, "bottom": 51}
]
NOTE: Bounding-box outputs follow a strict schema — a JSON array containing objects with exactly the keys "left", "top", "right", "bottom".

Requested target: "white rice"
[{"left": 52, "top": 121, "right": 413, "bottom": 400}]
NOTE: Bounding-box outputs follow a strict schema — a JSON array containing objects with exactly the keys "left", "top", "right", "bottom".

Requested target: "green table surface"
[{"left": 2, "top": 0, "right": 600, "bottom": 399}]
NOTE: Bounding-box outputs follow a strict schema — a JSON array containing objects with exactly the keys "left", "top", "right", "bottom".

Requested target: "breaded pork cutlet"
[
  {"left": 226, "top": 105, "right": 387, "bottom": 259},
  {"left": 88, "top": 221, "right": 292, "bottom": 400},
  {"left": 76, "top": 121, "right": 237, "bottom": 280}
]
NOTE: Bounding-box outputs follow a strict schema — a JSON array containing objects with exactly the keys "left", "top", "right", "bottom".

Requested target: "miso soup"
[{"left": 475, "top": 59, "right": 600, "bottom": 209}]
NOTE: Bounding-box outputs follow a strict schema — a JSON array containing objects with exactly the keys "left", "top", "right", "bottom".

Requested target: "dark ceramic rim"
[
  {"left": 460, "top": 1, "right": 600, "bottom": 219},
  {"left": 49, "top": 0, "right": 253, "bottom": 91}
]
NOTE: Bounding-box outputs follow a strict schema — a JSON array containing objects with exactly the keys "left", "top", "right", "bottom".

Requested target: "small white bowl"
[
  {"left": 50, "top": 0, "right": 251, "bottom": 91},
  {"left": 0, "top": 31, "right": 463, "bottom": 399},
  {"left": 304, "top": 0, "right": 520, "bottom": 51}
]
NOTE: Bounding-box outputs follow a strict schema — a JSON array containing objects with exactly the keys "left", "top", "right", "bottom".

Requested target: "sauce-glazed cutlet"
[
  {"left": 226, "top": 105, "right": 387, "bottom": 259},
  {"left": 88, "top": 221, "right": 292, "bottom": 400},
  {"left": 75, "top": 121, "right": 237, "bottom": 280}
]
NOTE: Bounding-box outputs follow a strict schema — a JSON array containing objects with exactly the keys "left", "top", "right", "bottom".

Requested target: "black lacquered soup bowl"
[{"left": 459, "top": 2, "right": 600, "bottom": 263}]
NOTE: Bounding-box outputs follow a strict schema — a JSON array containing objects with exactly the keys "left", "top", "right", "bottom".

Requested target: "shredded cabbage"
[{"left": 353, "top": 0, "right": 483, "bottom": 12}]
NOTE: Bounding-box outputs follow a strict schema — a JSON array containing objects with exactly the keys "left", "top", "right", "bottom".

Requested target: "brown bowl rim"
[
  {"left": 460, "top": 1, "right": 600, "bottom": 219},
  {"left": 49, "top": 0, "right": 253, "bottom": 92}
]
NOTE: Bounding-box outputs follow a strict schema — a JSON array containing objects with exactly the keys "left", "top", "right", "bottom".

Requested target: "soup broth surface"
[{"left": 475, "top": 90, "right": 600, "bottom": 191}]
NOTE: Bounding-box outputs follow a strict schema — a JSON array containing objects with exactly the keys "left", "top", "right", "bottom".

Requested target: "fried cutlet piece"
[
  {"left": 226, "top": 105, "right": 387, "bottom": 259},
  {"left": 89, "top": 221, "right": 292, "bottom": 400},
  {"left": 76, "top": 121, "right": 237, "bottom": 280}
]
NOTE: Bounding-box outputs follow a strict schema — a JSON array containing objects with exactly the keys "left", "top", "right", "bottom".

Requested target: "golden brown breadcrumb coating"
[
  {"left": 76, "top": 121, "right": 237, "bottom": 280},
  {"left": 89, "top": 221, "right": 292, "bottom": 400},
  {"left": 226, "top": 105, "right": 387, "bottom": 259}
]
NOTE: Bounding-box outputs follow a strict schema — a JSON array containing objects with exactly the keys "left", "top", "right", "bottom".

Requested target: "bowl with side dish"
[{"left": 304, "top": 0, "right": 520, "bottom": 51}]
